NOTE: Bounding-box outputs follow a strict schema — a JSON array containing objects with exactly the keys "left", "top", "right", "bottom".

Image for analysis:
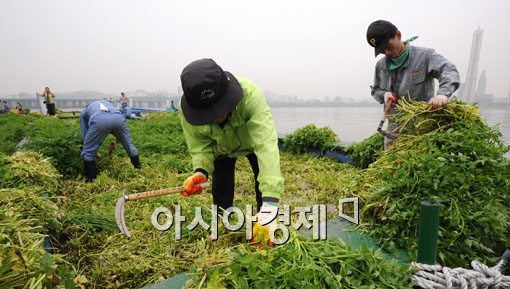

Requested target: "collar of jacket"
[
  {"left": 208, "top": 106, "right": 244, "bottom": 141},
  {"left": 229, "top": 107, "right": 244, "bottom": 127},
  {"left": 383, "top": 45, "right": 414, "bottom": 71},
  {"left": 212, "top": 106, "right": 243, "bottom": 128},
  {"left": 402, "top": 45, "right": 414, "bottom": 69},
  {"left": 388, "top": 45, "right": 409, "bottom": 71}
]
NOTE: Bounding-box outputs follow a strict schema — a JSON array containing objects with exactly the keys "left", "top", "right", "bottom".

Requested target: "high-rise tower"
[
  {"left": 460, "top": 27, "right": 483, "bottom": 103},
  {"left": 507, "top": 84, "right": 510, "bottom": 103},
  {"left": 476, "top": 70, "right": 487, "bottom": 97}
]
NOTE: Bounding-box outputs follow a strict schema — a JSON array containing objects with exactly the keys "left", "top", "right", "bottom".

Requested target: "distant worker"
[
  {"left": 117, "top": 94, "right": 138, "bottom": 119},
  {"left": 119, "top": 92, "right": 129, "bottom": 111},
  {"left": 15, "top": 102, "right": 23, "bottom": 114},
  {"left": 179, "top": 58, "right": 284, "bottom": 246},
  {"left": 2, "top": 100, "right": 9, "bottom": 110},
  {"left": 169, "top": 100, "right": 179, "bottom": 112},
  {"left": 366, "top": 20, "right": 460, "bottom": 149},
  {"left": 41, "top": 87, "right": 57, "bottom": 116},
  {"left": 80, "top": 99, "right": 141, "bottom": 182}
]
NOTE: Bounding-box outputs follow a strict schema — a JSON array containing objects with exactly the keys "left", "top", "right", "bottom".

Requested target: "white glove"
[
  {"left": 428, "top": 95, "right": 448, "bottom": 110},
  {"left": 384, "top": 92, "right": 397, "bottom": 105},
  {"left": 256, "top": 202, "right": 278, "bottom": 226}
]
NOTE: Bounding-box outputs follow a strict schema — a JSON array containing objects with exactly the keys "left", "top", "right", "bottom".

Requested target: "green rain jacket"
[{"left": 180, "top": 76, "right": 284, "bottom": 199}]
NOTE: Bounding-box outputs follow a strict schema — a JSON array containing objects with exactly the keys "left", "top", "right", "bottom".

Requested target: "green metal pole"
[{"left": 417, "top": 201, "right": 440, "bottom": 265}]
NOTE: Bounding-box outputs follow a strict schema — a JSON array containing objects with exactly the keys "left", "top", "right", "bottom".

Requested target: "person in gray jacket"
[
  {"left": 366, "top": 20, "right": 460, "bottom": 149},
  {"left": 80, "top": 99, "right": 141, "bottom": 182}
]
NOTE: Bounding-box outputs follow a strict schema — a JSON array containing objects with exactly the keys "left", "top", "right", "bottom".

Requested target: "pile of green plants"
[
  {"left": 283, "top": 124, "right": 339, "bottom": 153},
  {"left": 0, "top": 188, "right": 85, "bottom": 289},
  {"left": 127, "top": 113, "right": 188, "bottom": 156},
  {"left": 23, "top": 117, "right": 83, "bottom": 178},
  {"left": 0, "top": 113, "right": 213, "bottom": 288},
  {"left": 0, "top": 113, "right": 38, "bottom": 155},
  {"left": 1, "top": 108, "right": 509, "bottom": 288},
  {"left": 354, "top": 100, "right": 510, "bottom": 267},
  {"left": 184, "top": 234, "right": 412, "bottom": 289},
  {"left": 346, "top": 133, "right": 384, "bottom": 168},
  {"left": 0, "top": 112, "right": 187, "bottom": 179},
  {"left": 0, "top": 151, "right": 99, "bottom": 288},
  {"left": 0, "top": 113, "right": 365, "bottom": 288},
  {"left": 0, "top": 113, "right": 82, "bottom": 178},
  {"left": 0, "top": 151, "right": 61, "bottom": 194}
]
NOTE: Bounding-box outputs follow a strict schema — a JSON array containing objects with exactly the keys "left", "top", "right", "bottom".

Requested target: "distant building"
[
  {"left": 476, "top": 70, "right": 487, "bottom": 96},
  {"left": 503, "top": 85, "right": 510, "bottom": 104},
  {"left": 460, "top": 27, "right": 484, "bottom": 103},
  {"left": 475, "top": 70, "right": 493, "bottom": 105}
]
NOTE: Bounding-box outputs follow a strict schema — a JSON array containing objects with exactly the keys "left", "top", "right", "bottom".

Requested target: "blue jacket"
[
  {"left": 80, "top": 100, "right": 122, "bottom": 140},
  {"left": 80, "top": 100, "right": 138, "bottom": 161}
]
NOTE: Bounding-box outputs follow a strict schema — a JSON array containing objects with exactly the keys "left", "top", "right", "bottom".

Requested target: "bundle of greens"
[
  {"left": 0, "top": 189, "right": 84, "bottom": 289},
  {"left": 283, "top": 124, "right": 339, "bottom": 153},
  {"left": 0, "top": 151, "right": 61, "bottom": 194},
  {"left": 0, "top": 113, "right": 82, "bottom": 178},
  {"left": 124, "top": 112, "right": 188, "bottom": 157},
  {"left": 0, "top": 113, "right": 37, "bottom": 155},
  {"left": 184, "top": 234, "right": 412, "bottom": 289},
  {"left": 23, "top": 117, "right": 83, "bottom": 178},
  {"left": 346, "top": 133, "right": 384, "bottom": 168},
  {"left": 358, "top": 100, "right": 510, "bottom": 267}
]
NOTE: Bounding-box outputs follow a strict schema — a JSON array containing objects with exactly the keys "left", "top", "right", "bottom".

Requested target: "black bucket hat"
[
  {"left": 366, "top": 20, "right": 398, "bottom": 57},
  {"left": 180, "top": 58, "right": 243, "bottom": 125}
]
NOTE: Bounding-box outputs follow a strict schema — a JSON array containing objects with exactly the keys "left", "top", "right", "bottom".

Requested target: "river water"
[{"left": 270, "top": 106, "right": 510, "bottom": 145}]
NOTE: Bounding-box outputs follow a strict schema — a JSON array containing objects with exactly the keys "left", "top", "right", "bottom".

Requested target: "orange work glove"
[{"left": 181, "top": 172, "right": 207, "bottom": 197}]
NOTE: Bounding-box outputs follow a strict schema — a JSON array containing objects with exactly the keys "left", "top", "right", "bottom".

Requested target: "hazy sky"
[{"left": 1, "top": 0, "right": 509, "bottom": 99}]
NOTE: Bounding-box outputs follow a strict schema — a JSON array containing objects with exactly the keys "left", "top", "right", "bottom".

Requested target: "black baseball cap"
[
  {"left": 180, "top": 58, "right": 243, "bottom": 125},
  {"left": 366, "top": 20, "right": 398, "bottom": 57}
]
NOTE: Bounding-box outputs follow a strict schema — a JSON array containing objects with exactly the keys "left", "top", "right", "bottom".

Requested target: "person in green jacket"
[{"left": 180, "top": 58, "right": 284, "bottom": 245}]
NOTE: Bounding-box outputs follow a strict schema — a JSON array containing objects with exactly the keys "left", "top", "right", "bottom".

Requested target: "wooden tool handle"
[
  {"left": 126, "top": 182, "right": 211, "bottom": 201},
  {"left": 383, "top": 98, "right": 394, "bottom": 118}
]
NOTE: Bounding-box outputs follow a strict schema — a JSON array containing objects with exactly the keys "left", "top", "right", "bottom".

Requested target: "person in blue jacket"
[{"left": 80, "top": 99, "right": 141, "bottom": 182}]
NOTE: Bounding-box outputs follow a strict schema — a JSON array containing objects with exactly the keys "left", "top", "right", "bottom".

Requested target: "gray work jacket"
[{"left": 371, "top": 45, "right": 460, "bottom": 105}]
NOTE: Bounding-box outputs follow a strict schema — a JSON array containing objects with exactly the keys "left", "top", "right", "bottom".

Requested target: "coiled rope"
[{"left": 411, "top": 260, "right": 510, "bottom": 289}]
